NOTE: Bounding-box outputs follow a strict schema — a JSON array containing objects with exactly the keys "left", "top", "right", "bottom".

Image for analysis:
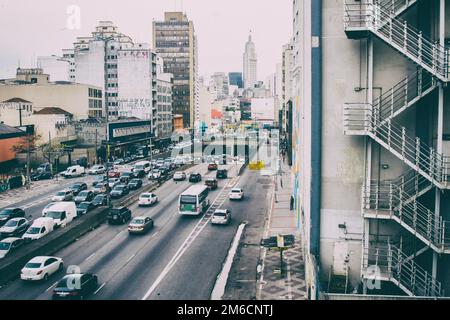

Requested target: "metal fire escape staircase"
[{"left": 343, "top": 0, "right": 449, "bottom": 296}]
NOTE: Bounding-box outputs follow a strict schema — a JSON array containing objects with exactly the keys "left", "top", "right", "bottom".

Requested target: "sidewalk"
[{"left": 256, "top": 159, "right": 307, "bottom": 300}]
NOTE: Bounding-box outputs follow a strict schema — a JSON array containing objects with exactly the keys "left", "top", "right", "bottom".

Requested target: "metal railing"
[
  {"left": 363, "top": 243, "right": 442, "bottom": 297},
  {"left": 344, "top": 103, "right": 450, "bottom": 188},
  {"left": 344, "top": 3, "right": 449, "bottom": 81},
  {"left": 376, "top": 0, "right": 417, "bottom": 17},
  {"left": 363, "top": 181, "right": 450, "bottom": 252},
  {"left": 374, "top": 69, "right": 438, "bottom": 124}
]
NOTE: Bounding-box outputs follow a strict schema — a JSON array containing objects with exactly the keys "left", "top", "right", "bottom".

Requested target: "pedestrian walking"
[{"left": 290, "top": 195, "right": 295, "bottom": 211}]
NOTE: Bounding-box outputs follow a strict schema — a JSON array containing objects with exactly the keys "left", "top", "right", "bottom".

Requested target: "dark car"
[
  {"left": 110, "top": 185, "right": 129, "bottom": 199},
  {"left": 128, "top": 216, "right": 154, "bottom": 235},
  {"left": 124, "top": 157, "right": 132, "bottom": 164},
  {"left": 92, "top": 175, "right": 108, "bottom": 187},
  {"left": 76, "top": 202, "right": 95, "bottom": 217},
  {"left": 52, "top": 273, "right": 98, "bottom": 300},
  {"left": 107, "top": 207, "right": 132, "bottom": 225},
  {"left": 189, "top": 173, "right": 202, "bottom": 183},
  {"left": 0, "top": 208, "right": 25, "bottom": 226},
  {"left": 31, "top": 170, "right": 53, "bottom": 181},
  {"left": 128, "top": 179, "right": 143, "bottom": 190},
  {"left": 92, "top": 194, "right": 108, "bottom": 207},
  {"left": 205, "top": 178, "right": 218, "bottom": 190},
  {"left": 216, "top": 169, "right": 228, "bottom": 179},
  {"left": 69, "top": 182, "right": 88, "bottom": 196},
  {"left": 208, "top": 163, "right": 218, "bottom": 171},
  {"left": 132, "top": 169, "right": 146, "bottom": 179},
  {"left": 74, "top": 191, "right": 95, "bottom": 204},
  {"left": 120, "top": 172, "right": 133, "bottom": 184}
]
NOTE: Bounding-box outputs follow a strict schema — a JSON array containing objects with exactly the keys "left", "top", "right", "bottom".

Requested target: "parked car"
[
  {"left": 128, "top": 216, "right": 154, "bottom": 235},
  {"left": 0, "top": 208, "right": 25, "bottom": 226},
  {"left": 76, "top": 202, "right": 96, "bottom": 216},
  {"left": 52, "top": 273, "right": 98, "bottom": 300},
  {"left": 107, "top": 207, "right": 132, "bottom": 225},
  {"left": 92, "top": 194, "right": 108, "bottom": 207},
  {"left": 128, "top": 179, "right": 143, "bottom": 190},
  {"left": 52, "top": 190, "right": 74, "bottom": 202},
  {"left": 138, "top": 193, "right": 158, "bottom": 207},
  {"left": 173, "top": 171, "right": 187, "bottom": 181},
  {"left": 0, "top": 218, "right": 29, "bottom": 238},
  {"left": 110, "top": 185, "right": 129, "bottom": 199},
  {"left": 43, "top": 202, "right": 77, "bottom": 228},
  {"left": 211, "top": 209, "right": 232, "bottom": 225},
  {"left": 216, "top": 169, "right": 228, "bottom": 179},
  {"left": 0, "top": 237, "right": 25, "bottom": 259},
  {"left": 69, "top": 182, "right": 88, "bottom": 196},
  {"left": 22, "top": 218, "right": 54, "bottom": 241},
  {"left": 88, "top": 165, "right": 106, "bottom": 175},
  {"left": 229, "top": 188, "right": 245, "bottom": 200},
  {"left": 120, "top": 172, "right": 133, "bottom": 184},
  {"left": 205, "top": 178, "right": 218, "bottom": 191},
  {"left": 21, "top": 256, "right": 64, "bottom": 281},
  {"left": 74, "top": 191, "right": 95, "bottom": 204},
  {"left": 208, "top": 163, "right": 218, "bottom": 171},
  {"left": 31, "top": 170, "right": 53, "bottom": 181},
  {"left": 189, "top": 173, "right": 202, "bottom": 183}
]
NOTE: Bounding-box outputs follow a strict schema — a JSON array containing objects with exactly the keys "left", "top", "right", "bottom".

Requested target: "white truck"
[
  {"left": 62, "top": 165, "right": 85, "bottom": 178},
  {"left": 42, "top": 202, "right": 77, "bottom": 228},
  {"left": 22, "top": 218, "right": 55, "bottom": 241}
]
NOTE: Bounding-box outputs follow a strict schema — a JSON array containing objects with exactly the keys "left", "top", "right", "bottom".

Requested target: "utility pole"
[{"left": 25, "top": 137, "right": 31, "bottom": 190}]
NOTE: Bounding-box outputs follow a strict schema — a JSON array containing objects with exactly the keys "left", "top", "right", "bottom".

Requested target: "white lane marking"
[
  {"left": 211, "top": 223, "right": 247, "bottom": 300},
  {"left": 85, "top": 253, "right": 96, "bottom": 262},
  {"left": 126, "top": 254, "right": 136, "bottom": 263},
  {"left": 45, "top": 282, "right": 58, "bottom": 292},
  {"left": 93, "top": 283, "right": 106, "bottom": 295},
  {"left": 141, "top": 176, "right": 239, "bottom": 300}
]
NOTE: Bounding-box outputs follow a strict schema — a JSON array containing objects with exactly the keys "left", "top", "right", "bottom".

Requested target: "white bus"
[{"left": 179, "top": 185, "right": 210, "bottom": 216}]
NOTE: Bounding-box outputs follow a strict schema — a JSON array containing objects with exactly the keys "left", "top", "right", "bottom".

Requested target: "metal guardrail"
[
  {"left": 376, "top": 0, "right": 417, "bottom": 17},
  {"left": 362, "top": 243, "right": 442, "bottom": 297},
  {"left": 344, "top": 2, "right": 449, "bottom": 81}
]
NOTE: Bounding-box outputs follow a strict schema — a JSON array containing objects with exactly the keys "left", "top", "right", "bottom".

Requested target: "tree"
[
  {"left": 10, "top": 133, "right": 40, "bottom": 190},
  {"left": 41, "top": 142, "right": 65, "bottom": 173}
]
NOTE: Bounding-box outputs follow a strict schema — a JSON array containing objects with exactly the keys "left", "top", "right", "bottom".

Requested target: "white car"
[
  {"left": 88, "top": 165, "right": 106, "bottom": 175},
  {"left": 0, "top": 237, "right": 25, "bottom": 259},
  {"left": 108, "top": 178, "right": 120, "bottom": 189},
  {"left": 229, "top": 188, "right": 245, "bottom": 200},
  {"left": 149, "top": 170, "right": 162, "bottom": 180},
  {"left": 173, "top": 172, "right": 187, "bottom": 181},
  {"left": 52, "top": 190, "right": 73, "bottom": 202},
  {"left": 21, "top": 256, "right": 64, "bottom": 281},
  {"left": 211, "top": 209, "right": 232, "bottom": 225},
  {"left": 138, "top": 193, "right": 159, "bottom": 206}
]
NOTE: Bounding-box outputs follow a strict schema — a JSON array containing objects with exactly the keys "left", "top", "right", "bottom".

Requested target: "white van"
[
  {"left": 134, "top": 161, "right": 151, "bottom": 174},
  {"left": 42, "top": 202, "right": 76, "bottom": 228},
  {"left": 22, "top": 218, "right": 54, "bottom": 241},
  {"left": 62, "top": 165, "right": 85, "bottom": 178}
]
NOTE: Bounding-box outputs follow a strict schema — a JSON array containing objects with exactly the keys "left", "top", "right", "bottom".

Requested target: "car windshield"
[
  {"left": 46, "top": 211, "right": 63, "bottom": 219},
  {"left": 140, "top": 194, "right": 152, "bottom": 198},
  {"left": 135, "top": 165, "right": 144, "bottom": 170},
  {"left": 56, "top": 191, "right": 66, "bottom": 196},
  {"left": 132, "top": 219, "right": 145, "bottom": 224},
  {"left": 180, "top": 195, "right": 197, "bottom": 204},
  {"left": 214, "top": 212, "right": 227, "bottom": 217},
  {"left": 25, "top": 262, "right": 42, "bottom": 269},
  {"left": 232, "top": 189, "right": 241, "bottom": 193},
  {"left": 110, "top": 209, "right": 123, "bottom": 215},
  {"left": 0, "top": 209, "right": 13, "bottom": 217},
  {"left": 114, "top": 186, "right": 125, "bottom": 191},
  {"left": 94, "top": 195, "right": 104, "bottom": 201},
  {"left": 78, "top": 191, "right": 88, "bottom": 197},
  {"left": 72, "top": 184, "right": 82, "bottom": 188},
  {"left": 130, "top": 179, "right": 140, "bottom": 184},
  {"left": 4, "top": 220, "right": 19, "bottom": 227},
  {"left": 26, "top": 227, "right": 41, "bottom": 234},
  {"left": 78, "top": 203, "right": 90, "bottom": 209},
  {"left": 93, "top": 166, "right": 101, "bottom": 169},
  {"left": 0, "top": 242, "right": 11, "bottom": 250}
]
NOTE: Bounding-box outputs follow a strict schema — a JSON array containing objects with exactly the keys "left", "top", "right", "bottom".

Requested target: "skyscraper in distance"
[{"left": 243, "top": 32, "right": 257, "bottom": 90}]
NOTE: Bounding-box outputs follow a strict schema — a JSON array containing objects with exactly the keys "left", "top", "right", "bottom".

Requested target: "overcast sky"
[{"left": 0, "top": 0, "right": 292, "bottom": 81}]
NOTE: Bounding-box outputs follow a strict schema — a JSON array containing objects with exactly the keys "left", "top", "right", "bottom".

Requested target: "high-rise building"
[
  {"left": 156, "top": 56, "right": 173, "bottom": 142},
  {"left": 293, "top": 0, "right": 450, "bottom": 299},
  {"left": 243, "top": 33, "right": 258, "bottom": 89},
  {"left": 229, "top": 72, "right": 243, "bottom": 89},
  {"left": 153, "top": 12, "right": 198, "bottom": 130}
]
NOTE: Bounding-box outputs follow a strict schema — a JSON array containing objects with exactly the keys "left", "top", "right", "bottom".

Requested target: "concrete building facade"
[
  {"left": 153, "top": 12, "right": 198, "bottom": 130},
  {"left": 156, "top": 72, "right": 173, "bottom": 140},
  {"left": 293, "top": 0, "right": 450, "bottom": 299}
]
